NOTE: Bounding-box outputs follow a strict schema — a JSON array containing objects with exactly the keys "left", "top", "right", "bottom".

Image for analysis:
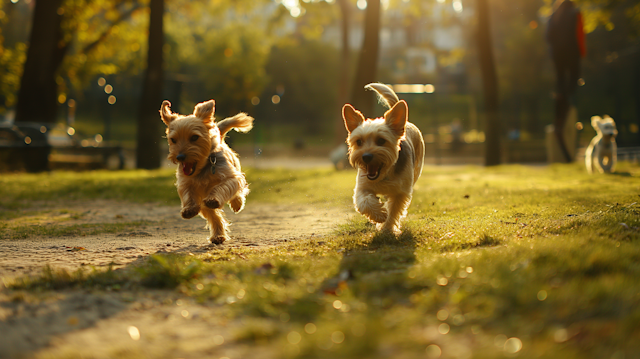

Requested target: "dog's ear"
[
  {"left": 193, "top": 100, "right": 215, "bottom": 123},
  {"left": 343, "top": 104, "right": 365, "bottom": 134},
  {"left": 384, "top": 100, "right": 407, "bottom": 137},
  {"left": 160, "top": 100, "right": 177, "bottom": 126}
]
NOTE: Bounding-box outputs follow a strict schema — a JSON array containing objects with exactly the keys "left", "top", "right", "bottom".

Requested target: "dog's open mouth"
[
  {"left": 181, "top": 162, "right": 196, "bottom": 176},
  {"left": 366, "top": 164, "right": 382, "bottom": 180}
]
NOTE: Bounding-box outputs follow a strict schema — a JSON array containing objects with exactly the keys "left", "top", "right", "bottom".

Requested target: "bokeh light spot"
[
  {"left": 437, "top": 309, "right": 449, "bottom": 321},
  {"left": 504, "top": 337, "right": 523, "bottom": 353},
  {"left": 271, "top": 95, "right": 281, "bottom": 104},
  {"left": 426, "top": 344, "right": 442, "bottom": 358},
  {"left": 213, "top": 335, "right": 224, "bottom": 345},
  {"left": 108, "top": 95, "right": 116, "bottom": 105},
  {"left": 305, "top": 323, "right": 317, "bottom": 334},
  {"left": 104, "top": 84, "right": 113, "bottom": 94},
  {"left": 287, "top": 331, "right": 302, "bottom": 344},
  {"left": 438, "top": 323, "right": 450, "bottom": 335},
  {"left": 537, "top": 290, "right": 547, "bottom": 301},
  {"left": 128, "top": 326, "right": 140, "bottom": 341},
  {"left": 554, "top": 328, "right": 568, "bottom": 343},
  {"left": 331, "top": 331, "right": 345, "bottom": 344}
]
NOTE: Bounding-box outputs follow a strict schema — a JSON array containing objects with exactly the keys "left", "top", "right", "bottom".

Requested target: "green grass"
[
  {"left": 3, "top": 162, "right": 640, "bottom": 358},
  {"left": 1, "top": 221, "right": 151, "bottom": 239}
]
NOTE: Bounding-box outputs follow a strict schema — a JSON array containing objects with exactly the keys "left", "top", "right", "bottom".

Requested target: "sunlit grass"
[
  {"left": 1, "top": 221, "right": 151, "bottom": 240},
  {"left": 3, "top": 162, "right": 640, "bottom": 358}
]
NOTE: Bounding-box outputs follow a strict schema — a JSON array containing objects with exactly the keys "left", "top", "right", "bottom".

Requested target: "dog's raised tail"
[
  {"left": 365, "top": 83, "right": 399, "bottom": 109},
  {"left": 217, "top": 113, "right": 254, "bottom": 137}
]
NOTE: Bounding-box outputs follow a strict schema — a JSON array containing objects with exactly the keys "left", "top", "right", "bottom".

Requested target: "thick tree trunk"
[
  {"left": 349, "top": 0, "right": 380, "bottom": 116},
  {"left": 476, "top": 0, "right": 501, "bottom": 166},
  {"left": 136, "top": 0, "right": 164, "bottom": 169},
  {"left": 15, "top": 0, "right": 64, "bottom": 124},
  {"left": 335, "top": 0, "right": 351, "bottom": 144}
]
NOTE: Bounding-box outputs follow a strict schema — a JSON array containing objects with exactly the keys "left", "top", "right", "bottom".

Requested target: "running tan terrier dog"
[
  {"left": 342, "top": 83, "right": 425, "bottom": 233},
  {"left": 160, "top": 100, "right": 253, "bottom": 244}
]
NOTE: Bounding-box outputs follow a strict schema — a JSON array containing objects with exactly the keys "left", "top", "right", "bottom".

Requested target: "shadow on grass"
[
  {"left": 0, "top": 288, "right": 128, "bottom": 358},
  {"left": 1, "top": 250, "right": 207, "bottom": 357}
]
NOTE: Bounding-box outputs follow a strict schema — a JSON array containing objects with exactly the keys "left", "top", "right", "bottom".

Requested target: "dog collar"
[{"left": 200, "top": 152, "right": 220, "bottom": 176}]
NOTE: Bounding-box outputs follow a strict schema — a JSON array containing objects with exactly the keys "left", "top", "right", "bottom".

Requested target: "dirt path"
[
  {"left": 0, "top": 200, "right": 352, "bottom": 280},
  {"left": 0, "top": 199, "right": 354, "bottom": 358}
]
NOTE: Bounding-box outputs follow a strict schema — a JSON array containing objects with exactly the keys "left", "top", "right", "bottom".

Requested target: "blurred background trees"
[{"left": 0, "top": 0, "right": 638, "bottom": 168}]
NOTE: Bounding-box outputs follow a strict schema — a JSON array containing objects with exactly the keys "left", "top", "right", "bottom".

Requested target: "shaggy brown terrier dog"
[
  {"left": 160, "top": 100, "right": 253, "bottom": 244},
  {"left": 343, "top": 83, "right": 425, "bottom": 234}
]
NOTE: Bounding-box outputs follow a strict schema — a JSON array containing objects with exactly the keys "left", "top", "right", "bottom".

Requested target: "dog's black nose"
[
  {"left": 362, "top": 153, "right": 373, "bottom": 164},
  {"left": 176, "top": 153, "right": 186, "bottom": 162}
]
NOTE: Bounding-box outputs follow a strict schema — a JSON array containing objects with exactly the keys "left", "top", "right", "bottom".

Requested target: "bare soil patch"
[{"left": 1, "top": 199, "right": 352, "bottom": 280}]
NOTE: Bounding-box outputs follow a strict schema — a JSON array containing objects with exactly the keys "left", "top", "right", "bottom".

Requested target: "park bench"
[{"left": 0, "top": 122, "right": 124, "bottom": 172}]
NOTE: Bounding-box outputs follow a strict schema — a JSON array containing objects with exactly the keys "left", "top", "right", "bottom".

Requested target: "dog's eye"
[
  {"left": 190, "top": 135, "right": 199, "bottom": 142},
  {"left": 170, "top": 138, "right": 177, "bottom": 144},
  {"left": 356, "top": 139, "right": 363, "bottom": 146},
  {"left": 376, "top": 138, "right": 386, "bottom": 146}
]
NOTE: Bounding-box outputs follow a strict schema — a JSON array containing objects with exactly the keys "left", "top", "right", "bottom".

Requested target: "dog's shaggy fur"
[
  {"left": 160, "top": 99, "right": 253, "bottom": 244},
  {"left": 585, "top": 115, "right": 617, "bottom": 174},
  {"left": 342, "top": 83, "right": 425, "bottom": 233}
]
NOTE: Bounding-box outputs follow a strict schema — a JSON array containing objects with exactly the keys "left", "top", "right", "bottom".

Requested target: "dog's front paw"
[
  {"left": 210, "top": 235, "right": 228, "bottom": 245},
  {"left": 204, "top": 198, "right": 222, "bottom": 209},
  {"left": 181, "top": 206, "right": 200, "bottom": 219}
]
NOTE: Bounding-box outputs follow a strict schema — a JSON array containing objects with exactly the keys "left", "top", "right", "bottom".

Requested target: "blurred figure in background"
[
  {"left": 546, "top": 0, "right": 586, "bottom": 162},
  {"left": 450, "top": 118, "right": 463, "bottom": 152}
]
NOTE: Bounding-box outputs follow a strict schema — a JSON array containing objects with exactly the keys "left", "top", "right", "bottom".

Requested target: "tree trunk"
[
  {"left": 476, "top": 0, "right": 501, "bottom": 166},
  {"left": 335, "top": 0, "right": 351, "bottom": 144},
  {"left": 136, "top": 0, "right": 164, "bottom": 169},
  {"left": 15, "top": 0, "right": 64, "bottom": 124},
  {"left": 349, "top": 0, "right": 380, "bottom": 117}
]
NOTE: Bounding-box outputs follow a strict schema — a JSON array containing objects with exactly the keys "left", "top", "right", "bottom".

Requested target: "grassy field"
[{"left": 2, "top": 162, "right": 640, "bottom": 358}]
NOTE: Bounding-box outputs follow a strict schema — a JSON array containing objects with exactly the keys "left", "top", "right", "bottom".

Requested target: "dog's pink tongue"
[{"left": 182, "top": 162, "right": 194, "bottom": 176}]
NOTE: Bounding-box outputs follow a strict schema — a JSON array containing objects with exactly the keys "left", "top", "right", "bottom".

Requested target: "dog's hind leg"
[
  {"left": 200, "top": 207, "right": 228, "bottom": 244},
  {"left": 354, "top": 190, "right": 388, "bottom": 224}
]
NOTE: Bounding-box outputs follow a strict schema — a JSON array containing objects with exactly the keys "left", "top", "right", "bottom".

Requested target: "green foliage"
[
  {"left": 256, "top": 39, "right": 340, "bottom": 137},
  {"left": 0, "top": 42, "right": 26, "bottom": 110},
  {"left": 167, "top": 22, "right": 271, "bottom": 116}
]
